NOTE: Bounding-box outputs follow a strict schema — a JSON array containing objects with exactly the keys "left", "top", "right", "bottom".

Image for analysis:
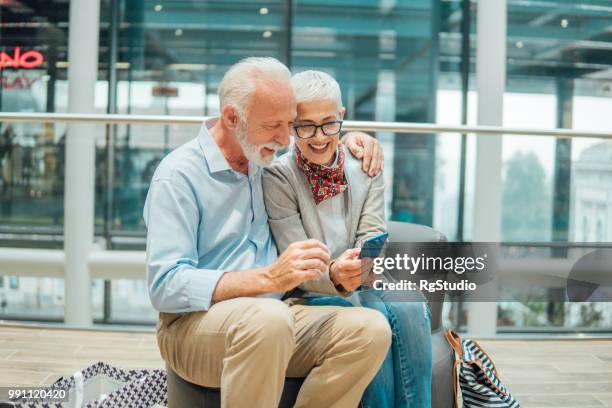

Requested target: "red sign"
[
  {"left": 152, "top": 85, "right": 179, "bottom": 97},
  {"left": 0, "top": 47, "right": 45, "bottom": 69},
  {"left": 1, "top": 74, "right": 38, "bottom": 89}
]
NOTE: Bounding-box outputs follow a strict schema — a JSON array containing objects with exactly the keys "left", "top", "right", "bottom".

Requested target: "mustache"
[{"left": 260, "top": 142, "right": 283, "bottom": 152}]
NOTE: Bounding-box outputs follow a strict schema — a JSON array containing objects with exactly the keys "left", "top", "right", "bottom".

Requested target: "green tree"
[{"left": 502, "top": 151, "right": 551, "bottom": 241}]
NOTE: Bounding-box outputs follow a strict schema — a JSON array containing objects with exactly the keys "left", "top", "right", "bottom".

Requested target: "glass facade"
[{"left": 0, "top": 0, "right": 610, "bottom": 330}]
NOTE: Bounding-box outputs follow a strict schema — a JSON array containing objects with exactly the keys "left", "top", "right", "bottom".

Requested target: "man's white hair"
[
  {"left": 291, "top": 70, "right": 343, "bottom": 111},
  {"left": 218, "top": 57, "right": 291, "bottom": 117}
]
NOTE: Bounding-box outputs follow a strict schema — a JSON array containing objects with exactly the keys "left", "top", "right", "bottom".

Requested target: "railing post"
[
  {"left": 468, "top": 0, "right": 507, "bottom": 337},
  {"left": 63, "top": 0, "right": 100, "bottom": 325}
]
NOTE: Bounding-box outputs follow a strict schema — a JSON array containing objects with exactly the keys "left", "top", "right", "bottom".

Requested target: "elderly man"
[{"left": 143, "top": 57, "right": 390, "bottom": 408}]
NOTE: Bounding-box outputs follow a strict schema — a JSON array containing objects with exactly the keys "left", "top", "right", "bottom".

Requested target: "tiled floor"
[
  {"left": 0, "top": 324, "right": 164, "bottom": 388},
  {"left": 475, "top": 338, "right": 612, "bottom": 407},
  {"left": 1, "top": 323, "right": 611, "bottom": 407}
]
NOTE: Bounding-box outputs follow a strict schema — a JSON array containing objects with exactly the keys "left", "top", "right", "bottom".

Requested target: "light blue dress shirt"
[{"left": 143, "top": 120, "right": 279, "bottom": 313}]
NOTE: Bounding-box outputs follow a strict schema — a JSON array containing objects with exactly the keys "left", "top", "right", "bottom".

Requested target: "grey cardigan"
[{"left": 262, "top": 145, "right": 386, "bottom": 295}]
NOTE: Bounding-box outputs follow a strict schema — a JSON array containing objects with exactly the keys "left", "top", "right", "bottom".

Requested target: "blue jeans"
[{"left": 305, "top": 290, "right": 432, "bottom": 408}]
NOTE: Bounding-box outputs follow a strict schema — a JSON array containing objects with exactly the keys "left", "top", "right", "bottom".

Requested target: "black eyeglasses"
[{"left": 292, "top": 120, "right": 343, "bottom": 139}]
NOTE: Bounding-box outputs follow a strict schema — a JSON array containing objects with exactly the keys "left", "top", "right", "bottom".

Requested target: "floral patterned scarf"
[{"left": 295, "top": 147, "right": 348, "bottom": 204}]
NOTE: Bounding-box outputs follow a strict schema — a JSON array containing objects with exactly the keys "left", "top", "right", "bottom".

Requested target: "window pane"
[
  {"left": 0, "top": 277, "right": 103, "bottom": 321},
  {"left": 502, "top": 0, "right": 612, "bottom": 331},
  {"left": 107, "top": 0, "right": 286, "bottom": 235},
  {"left": 110, "top": 279, "right": 156, "bottom": 323},
  {"left": 293, "top": 0, "right": 440, "bottom": 225}
]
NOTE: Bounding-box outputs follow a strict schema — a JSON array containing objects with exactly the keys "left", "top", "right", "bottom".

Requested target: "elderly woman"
[{"left": 263, "top": 70, "right": 432, "bottom": 408}]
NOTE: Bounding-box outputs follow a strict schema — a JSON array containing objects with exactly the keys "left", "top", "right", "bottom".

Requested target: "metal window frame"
[{"left": 1, "top": 112, "right": 611, "bottom": 139}]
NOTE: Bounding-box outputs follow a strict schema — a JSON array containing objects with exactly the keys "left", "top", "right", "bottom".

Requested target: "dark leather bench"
[{"left": 167, "top": 221, "right": 454, "bottom": 408}]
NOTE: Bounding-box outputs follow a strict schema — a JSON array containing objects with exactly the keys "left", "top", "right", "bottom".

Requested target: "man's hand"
[
  {"left": 341, "top": 131, "right": 384, "bottom": 177},
  {"left": 212, "top": 239, "right": 330, "bottom": 304},
  {"left": 329, "top": 248, "right": 363, "bottom": 293},
  {"left": 264, "top": 239, "right": 331, "bottom": 292}
]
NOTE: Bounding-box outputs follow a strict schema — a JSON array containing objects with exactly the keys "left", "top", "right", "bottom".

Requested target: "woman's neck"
[
  {"left": 323, "top": 149, "right": 338, "bottom": 167},
  {"left": 299, "top": 147, "right": 337, "bottom": 167},
  {"left": 323, "top": 154, "right": 336, "bottom": 167}
]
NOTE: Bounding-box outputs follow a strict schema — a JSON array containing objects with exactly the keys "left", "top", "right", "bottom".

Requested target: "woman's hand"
[
  {"left": 329, "top": 248, "right": 363, "bottom": 293},
  {"left": 341, "top": 131, "right": 384, "bottom": 177}
]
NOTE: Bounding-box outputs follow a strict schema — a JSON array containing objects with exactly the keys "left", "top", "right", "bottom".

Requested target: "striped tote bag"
[{"left": 445, "top": 330, "right": 521, "bottom": 408}]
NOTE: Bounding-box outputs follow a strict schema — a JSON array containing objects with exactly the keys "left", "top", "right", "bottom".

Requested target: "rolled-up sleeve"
[
  {"left": 355, "top": 171, "right": 387, "bottom": 248},
  {"left": 143, "top": 178, "right": 225, "bottom": 313}
]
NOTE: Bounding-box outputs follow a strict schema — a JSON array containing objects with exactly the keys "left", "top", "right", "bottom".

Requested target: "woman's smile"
[{"left": 308, "top": 141, "right": 332, "bottom": 155}]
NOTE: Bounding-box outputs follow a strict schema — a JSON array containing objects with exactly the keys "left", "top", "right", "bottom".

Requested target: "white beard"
[{"left": 236, "top": 119, "right": 282, "bottom": 168}]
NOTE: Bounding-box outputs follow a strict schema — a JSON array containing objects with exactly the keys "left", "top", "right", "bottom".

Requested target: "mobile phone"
[{"left": 359, "top": 232, "right": 389, "bottom": 259}]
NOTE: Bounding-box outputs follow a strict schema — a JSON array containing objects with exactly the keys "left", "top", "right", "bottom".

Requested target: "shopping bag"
[
  {"left": 6, "top": 361, "right": 167, "bottom": 408},
  {"left": 445, "top": 330, "right": 520, "bottom": 408}
]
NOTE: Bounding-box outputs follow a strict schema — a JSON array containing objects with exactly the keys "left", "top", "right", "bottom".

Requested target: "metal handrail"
[{"left": 1, "top": 112, "right": 612, "bottom": 140}]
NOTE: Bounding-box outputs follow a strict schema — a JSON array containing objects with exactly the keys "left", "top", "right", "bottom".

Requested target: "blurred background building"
[{"left": 0, "top": 0, "right": 610, "bottom": 333}]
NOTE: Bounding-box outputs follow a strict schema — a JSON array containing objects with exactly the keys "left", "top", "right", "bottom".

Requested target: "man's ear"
[
  {"left": 221, "top": 105, "right": 240, "bottom": 131},
  {"left": 339, "top": 107, "right": 346, "bottom": 120}
]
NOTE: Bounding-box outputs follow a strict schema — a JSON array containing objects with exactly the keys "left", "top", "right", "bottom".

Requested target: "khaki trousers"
[{"left": 157, "top": 297, "right": 392, "bottom": 408}]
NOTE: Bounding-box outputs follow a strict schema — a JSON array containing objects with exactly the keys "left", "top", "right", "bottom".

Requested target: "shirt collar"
[
  {"left": 247, "top": 161, "right": 260, "bottom": 180},
  {"left": 198, "top": 118, "right": 232, "bottom": 174},
  {"left": 198, "top": 118, "right": 262, "bottom": 179}
]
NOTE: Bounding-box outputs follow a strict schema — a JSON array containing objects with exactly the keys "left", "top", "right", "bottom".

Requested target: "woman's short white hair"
[
  {"left": 218, "top": 57, "right": 291, "bottom": 117},
  {"left": 291, "top": 70, "right": 343, "bottom": 111}
]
